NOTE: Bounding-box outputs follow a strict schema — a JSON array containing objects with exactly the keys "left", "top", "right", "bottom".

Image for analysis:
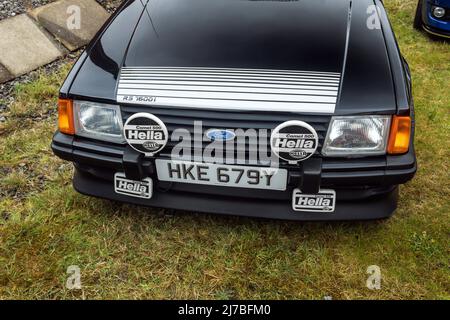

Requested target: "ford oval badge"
[{"left": 206, "top": 129, "right": 236, "bottom": 141}]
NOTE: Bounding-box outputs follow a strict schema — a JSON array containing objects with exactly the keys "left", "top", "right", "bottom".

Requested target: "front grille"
[{"left": 121, "top": 105, "right": 330, "bottom": 165}]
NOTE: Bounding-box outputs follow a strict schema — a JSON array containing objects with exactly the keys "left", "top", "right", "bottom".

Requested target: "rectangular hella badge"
[
  {"left": 114, "top": 173, "right": 153, "bottom": 199},
  {"left": 292, "top": 189, "right": 336, "bottom": 213}
]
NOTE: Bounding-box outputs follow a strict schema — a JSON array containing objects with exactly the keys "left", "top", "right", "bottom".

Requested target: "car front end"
[{"left": 51, "top": 0, "right": 417, "bottom": 221}]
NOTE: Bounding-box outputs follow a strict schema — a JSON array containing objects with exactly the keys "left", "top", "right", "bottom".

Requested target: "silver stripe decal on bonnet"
[{"left": 117, "top": 67, "right": 341, "bottom": 113}]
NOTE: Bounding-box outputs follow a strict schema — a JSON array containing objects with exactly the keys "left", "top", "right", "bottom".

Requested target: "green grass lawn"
[{"left": 0, "top": 0, "right": 449, "bottom": 299}]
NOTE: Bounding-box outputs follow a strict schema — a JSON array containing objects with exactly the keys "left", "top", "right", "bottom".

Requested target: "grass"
[{"left": 0, "top": 0, "right": 449, "bottom": 299}]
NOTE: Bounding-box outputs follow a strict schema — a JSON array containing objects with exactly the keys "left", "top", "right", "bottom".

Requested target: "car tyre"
[{"left": 414, "top": 0, "right": 424, "bottom": 30}]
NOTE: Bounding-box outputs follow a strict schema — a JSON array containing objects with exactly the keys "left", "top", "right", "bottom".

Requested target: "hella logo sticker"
[
  {"left": 292, "top": 189, "right": 336, "bottom": 213},
  {"left": 143, "top": 141, "right": 160, "bottom": 151},
  {"left": 123, "top": 113, "right": 168, "bottom": 156},
  {"left": 114, "top": 173, "right": 153, "bottom": 199},
  {"left": 270, "top": 120, "right": 319, "bottom": 163},
  {"left": 289, "top": 149, "right": 308, "bottom": 158}
]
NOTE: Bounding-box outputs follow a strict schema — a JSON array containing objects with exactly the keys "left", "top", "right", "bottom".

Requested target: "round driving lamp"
[{"left": 433, "top": 6, "right": 446, "bottom": 18}]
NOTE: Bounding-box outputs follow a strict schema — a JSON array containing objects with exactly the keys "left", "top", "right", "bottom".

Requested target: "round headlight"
[{"left": 433, "top": 6, "right": 446, "bottom": 18}]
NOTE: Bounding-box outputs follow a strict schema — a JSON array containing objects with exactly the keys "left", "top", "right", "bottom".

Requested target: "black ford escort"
[{"left": 52, "top": 0, "right": 417, "bottom": 221}]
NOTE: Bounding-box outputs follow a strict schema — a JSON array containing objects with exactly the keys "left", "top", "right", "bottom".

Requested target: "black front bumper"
[
  {"left": 423, "top": 24, "right": 450, "bottom": 38},
  {"left": 52, "top": 132, "right": 416, "bottom": 221}
]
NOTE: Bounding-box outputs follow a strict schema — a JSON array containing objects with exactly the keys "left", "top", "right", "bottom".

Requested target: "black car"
[{"left": 52, "top": 0, "right": 416, "bottom": 221}]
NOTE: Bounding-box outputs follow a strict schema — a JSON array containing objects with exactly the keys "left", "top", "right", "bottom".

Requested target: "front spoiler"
[
  {"left": 423, "top": 25, "right": 450, "bottom": 38},
  {"left": 74, "top": 168, "right": 399, "bottom": 221}
]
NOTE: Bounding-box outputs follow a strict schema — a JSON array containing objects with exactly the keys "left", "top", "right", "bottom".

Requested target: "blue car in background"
[{"left": 415, "top": 0, "right": 450, "bottom": 38}]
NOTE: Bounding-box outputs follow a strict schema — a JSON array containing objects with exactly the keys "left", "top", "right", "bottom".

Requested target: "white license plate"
[
  {"left": 114, "top": 173, "right": 153, "bottom": 199},
  {"left": 292, "top": 189, "right": 336, "bottom": 213},
  {"left": 155, "top": 160, "right": 287, "bottom": 191}
]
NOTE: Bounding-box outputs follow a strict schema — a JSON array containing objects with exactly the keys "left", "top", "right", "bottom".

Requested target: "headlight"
[
  {"left": 73, "top": 101, "right": 124, "bottom": 143},
  {"left": 322, "top": 116, "right": 391, "bottom": 156},
  {"left": 432, "top": 6, "right": 446, "bottom": 19}
]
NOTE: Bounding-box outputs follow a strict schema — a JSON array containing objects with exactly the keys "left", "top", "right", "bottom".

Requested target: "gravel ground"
[
  {"left": 96, "top": 0, "right": 122, "bottom": 13},
  {"left": 0, "top": 0, "right": 55, "bottom": 20},
  {"left": 0, "top": 0, "right": 122, "bottom": 21},
  {"left": 0, "top": 52, "right": 81, "bottom": 123},
  {"left": 0, "top": 0, "right": 124, "bottom": 121},
  {"left": 0, "top": 79, "right": 21, "bottom": 122}
]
